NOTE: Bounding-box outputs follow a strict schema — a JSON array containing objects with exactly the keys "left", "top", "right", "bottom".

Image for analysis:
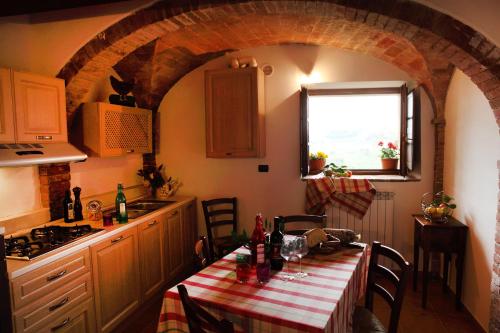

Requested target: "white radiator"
[{"left": 326, "top": 191, "right": 396, "bottom": 250}]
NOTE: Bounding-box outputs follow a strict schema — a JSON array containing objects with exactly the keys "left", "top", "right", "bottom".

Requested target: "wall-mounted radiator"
[{"left": 326, "top": 191, "right": 396, "bottom": 251}]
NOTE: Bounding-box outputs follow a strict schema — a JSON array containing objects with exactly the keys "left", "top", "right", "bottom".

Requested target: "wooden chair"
[
  {"left": 177, "top": 284, "right": 234, "bottom": 333},
  {"left": 281, "top": 214, "right": 326, "bottom": 235},
  {"left": 193, "top": 236, "right": 212, "bottom": 272},
  {"left": 202, "top": 197, "right": 238, "bottom": 259},
  {"left": 353, "top": 241, "right": 410, "bottom": 333}
]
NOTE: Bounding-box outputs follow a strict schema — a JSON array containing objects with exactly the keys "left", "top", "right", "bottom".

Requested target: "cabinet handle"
[
  {"left": 148, "top": 220, "right": 158, "bottom": 227},
  {"left": 126, "top": 149, "right": 135, "bottom": 153},
  {"left": 37, "top": 135, "right": 53, "bottom": 140},
  {"left": 170, "top": 211, "right": 178, "bottom": 216},
  {"left": 225, "top": 152, "right": 232, "bottom": 156},
  {"left": 47, "top": 269, "right": 67, "bottom": 282},
  {"left": 111, "top": 236, "right": 124, "bottom": 243},
  {"left": 51, "top": 317, "right": 71, "bottom": 331},
  {"left": 49, "top": 297, "right": 70, "bottom": 312}
]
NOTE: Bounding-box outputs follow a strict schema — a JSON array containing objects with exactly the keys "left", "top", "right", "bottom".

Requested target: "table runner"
[
  {"left": 306, "top": 178, "right": 376, "bottom": 218},
  {"left": 157, "top": 246, "right": 368, "bottom": 333}
]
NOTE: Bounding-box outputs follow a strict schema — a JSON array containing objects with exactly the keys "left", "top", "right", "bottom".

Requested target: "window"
[{"left": 300, "top": 82, "right": 420, "bottom": 177}]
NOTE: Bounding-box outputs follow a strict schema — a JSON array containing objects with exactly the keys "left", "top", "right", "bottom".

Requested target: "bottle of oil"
[
  {"left": 115, "top": 184, "right": 128, "bottom": 223},
  {"left": 63, "top": 190, "right": 74, "bottom": 223}
]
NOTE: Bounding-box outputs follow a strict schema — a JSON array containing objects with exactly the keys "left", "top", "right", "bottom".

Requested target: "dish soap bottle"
[
  {"left": 63, "top": 190, "right": 74, "bottom": 223},
  {"left": 72, "top": 187, "right": 83, "bottom": 221},
  {"left": 115, "top": 184, "right": 128, "bottom": 223}
]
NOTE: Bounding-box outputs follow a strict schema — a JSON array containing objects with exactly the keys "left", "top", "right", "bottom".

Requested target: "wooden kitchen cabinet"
[
  {"left": 91, "top": 227, "right": 140, "bottom": 333},
  {"left": 205, "top": 67, "right": 265, "bottom": 158},
  {"left": 163, "top": 207, "right": 184, "bottom": 281},
  {"left": 138, "top": 216, "right": 165, "bottom": 302},
  {"left": 182, "top": 200, "right": 197, "bottom": 272},
  {"left": 81, "top": 102, "right": 152, "bottom": 157},
  {"left": 0, "top": 68, "right": 67, "bottom": 144},
  {"left": 38, "top": 298, "right": 96, "bottom": 333},
  {"left": 0, "top": 68, "right": 15, "bottom": 142}
]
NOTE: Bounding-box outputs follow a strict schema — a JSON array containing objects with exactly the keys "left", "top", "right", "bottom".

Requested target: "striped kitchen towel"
[{"left": 306, "top": 178, "right": 376, "bottom": 218}]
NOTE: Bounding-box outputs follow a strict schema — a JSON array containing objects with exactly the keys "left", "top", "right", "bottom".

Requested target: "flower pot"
[
  {"left": 309, "top": 159, "right": 326, "bottom": 174},
  {"left": 381, "top": 158, "right": 399, "bottom": 170}
]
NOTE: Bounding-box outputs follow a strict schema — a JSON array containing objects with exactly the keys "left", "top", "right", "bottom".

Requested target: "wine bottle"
[
  {"left": 72, "top": 187, "right": 83, "bottom": 221},
  {"left": 115, "top": 184, "right": 128, "bottom": 223},
  {"left": 250, "top": 213, "right": 266, "bottom": 266},
  {"left": 63, "top": 190, "right": 74, "bottom": 223},
  {"left": 270, "top": 216, "right": 284, "bottom": 270}
]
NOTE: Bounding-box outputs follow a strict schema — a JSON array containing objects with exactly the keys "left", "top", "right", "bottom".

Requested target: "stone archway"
[{"left": 56, "top": 1, "right": 500, "bottom": 330}]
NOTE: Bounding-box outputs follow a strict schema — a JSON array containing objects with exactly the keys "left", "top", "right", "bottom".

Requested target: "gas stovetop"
[{"left": 5, "top": 224, "right": 103, "bottom": 261}]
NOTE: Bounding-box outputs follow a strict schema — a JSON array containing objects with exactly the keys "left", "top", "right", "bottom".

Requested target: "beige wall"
[
  {"left": 157, "top": 44, "right": 435, "bottom": 260},
  {"left": 443, "top": 69, "right": 498, "bottom": 330}
]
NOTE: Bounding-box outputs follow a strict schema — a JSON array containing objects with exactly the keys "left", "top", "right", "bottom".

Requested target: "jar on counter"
[{"left": 87, "top": 200, "right": 103, "bottom": 221}]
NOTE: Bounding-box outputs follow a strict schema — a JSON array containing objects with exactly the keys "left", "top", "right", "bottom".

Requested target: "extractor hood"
[{"left": 0, "top": 142, "right": 87, "bottom": 167}]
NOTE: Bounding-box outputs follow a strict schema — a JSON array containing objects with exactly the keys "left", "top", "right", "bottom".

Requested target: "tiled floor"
[{"left": 119, "top": 277, "right": 485, "bottom": 333}]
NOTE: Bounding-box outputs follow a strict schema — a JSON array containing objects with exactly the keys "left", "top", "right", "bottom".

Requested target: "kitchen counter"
[{"left": 6, "top": 195, "right": 195, "bottom": 279}]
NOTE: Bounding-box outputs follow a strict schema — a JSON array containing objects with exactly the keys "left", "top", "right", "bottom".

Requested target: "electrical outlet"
[{"left": 258, "top": 165, "right": 269, "bottom": 172}]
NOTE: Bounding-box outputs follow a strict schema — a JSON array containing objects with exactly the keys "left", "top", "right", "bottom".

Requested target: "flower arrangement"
[
  {"left": 137, "top": 164, "right": 166, "bottom": 190},
  {"left": 378, "top": 141, "right": 399, "bottom": 159},
  {"left": 309, "top": 151, "right": 328, "bottom": 160}
]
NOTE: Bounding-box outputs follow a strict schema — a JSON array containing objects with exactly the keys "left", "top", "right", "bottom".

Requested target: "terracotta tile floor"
[{"left": 118, "top": 277, "right": 485, "bottom": 333}]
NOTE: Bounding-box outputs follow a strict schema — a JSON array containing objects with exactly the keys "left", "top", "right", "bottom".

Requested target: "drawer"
[
  {"left": 37, "top": 297, "right": 96, "bottom": 333},
  {"left": 12, "top": 248, "right": 91, "bottom": 310},
  {"left": 14, "top": 272, "right": 93, "bottom": 333}
]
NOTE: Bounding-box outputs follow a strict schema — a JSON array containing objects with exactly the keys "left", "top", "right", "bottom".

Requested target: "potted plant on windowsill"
[
  {"left": 378, "top": 141, "right": 399, "bottom": 170},
  {"left": 309, "top": 151, "right": 328, "bottom": 174}
]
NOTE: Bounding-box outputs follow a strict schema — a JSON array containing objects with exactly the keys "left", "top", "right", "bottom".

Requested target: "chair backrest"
[
  {"left": 201, "top": 197, "right": 237, "bottom": 258},
  {"left": 177, "top": 284, "right": 234, "bottom": 333},
  {"left": 365, "top": 241, "right": 410, "bottom": 333},
  {"left": 281, "top": 214, "right": 326, "bottom": 234},
  {"left": 194, "top": 236, "right": 212, "bottom": 272}
]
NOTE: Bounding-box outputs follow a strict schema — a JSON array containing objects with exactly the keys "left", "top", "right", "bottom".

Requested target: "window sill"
[{"left": 301, "top": 173, "right": 421, "bottom": 182}]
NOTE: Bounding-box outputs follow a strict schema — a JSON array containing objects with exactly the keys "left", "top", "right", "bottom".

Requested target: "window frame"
[{"left": 300, "top": 84, "right": 420, "bottom": 178}]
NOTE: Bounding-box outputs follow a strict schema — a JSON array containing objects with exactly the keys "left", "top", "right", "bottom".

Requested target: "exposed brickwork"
[
  {"left": 38, "top": 163, "right": 71, "bottom": 221},
  {"left": 55, "top": 1, "right": 500, "bottom": 328}
]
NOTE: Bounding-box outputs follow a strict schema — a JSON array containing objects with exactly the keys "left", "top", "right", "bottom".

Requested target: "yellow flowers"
[{"left": 310, "top": 151, "right": 328, "bottom": 160}]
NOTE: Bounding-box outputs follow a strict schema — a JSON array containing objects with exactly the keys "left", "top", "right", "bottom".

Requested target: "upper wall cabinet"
[
  {"left": 82, "top": 102, "right": 152, "bottom": 157},
  {"left": 205, "top": 67, "right": 265, "bottom": 158},
  {"left": 0, "top": 68, "right": 67, "bottom": 144}
]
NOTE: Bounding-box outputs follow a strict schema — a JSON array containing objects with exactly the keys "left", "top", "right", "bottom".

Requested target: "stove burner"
[{"left": 5, "top": 224, "right": 103, "bottom": 260}]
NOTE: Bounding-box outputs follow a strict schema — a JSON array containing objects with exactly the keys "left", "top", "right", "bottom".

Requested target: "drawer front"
[
  {"left": 12, "top": 248, "right": 91, "bottom": 310},
  {"left": 14, "top": 272, "right": 93, "bottom": 333},
  {"left": 38, "top": 297, "right": 96, "bottom": 333}
]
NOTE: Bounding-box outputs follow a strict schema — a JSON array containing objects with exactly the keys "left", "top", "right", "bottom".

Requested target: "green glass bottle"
[{"left": 115, "top": 184, "right": 128, "bottom": 223}]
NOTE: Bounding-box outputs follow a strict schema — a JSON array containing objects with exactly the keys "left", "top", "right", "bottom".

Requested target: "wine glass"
[
  {"left": 295, "top": 236, "right": 309, "bottom": 278},
  {"left": 280, "top": 235, "right": 296, "bottom": 280}
]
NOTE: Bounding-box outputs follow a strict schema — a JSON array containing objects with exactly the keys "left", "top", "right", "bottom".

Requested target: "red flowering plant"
[{"left": 378, "top": 141, "right": 399, "bottom": 159}]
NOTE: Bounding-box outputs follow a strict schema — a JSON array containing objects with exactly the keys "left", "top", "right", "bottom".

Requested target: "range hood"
[{"left": 0, "top": 142, "right": 87, "bottom": 167}]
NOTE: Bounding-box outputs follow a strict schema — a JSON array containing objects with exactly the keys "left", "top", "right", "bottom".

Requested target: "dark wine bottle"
[
  {"left": 72, "top": 187, "right": 83, "bottom": 221},
  {"left": 115, "top": 184, "right": 128, "bottom": 223},
  {"left": 63, "top": 190, "right": 74, "bottom": 223},
  {"left": 270, "top": 216, "right": 284, "bottom": 270}
]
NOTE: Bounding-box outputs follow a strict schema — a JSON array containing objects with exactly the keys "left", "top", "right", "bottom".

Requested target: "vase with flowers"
[
  {"left": 137, "top": 164, "right": 166, "bottom": 197},
  {"left": 378, "top": 141, "right": 399, "bottom": 170},
  {"left": 309, "top": 151, "right": 328, "bottom": 174}
]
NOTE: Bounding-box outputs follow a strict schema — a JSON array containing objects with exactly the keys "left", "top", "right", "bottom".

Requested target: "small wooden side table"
[{"left": 413, "top": 214, "right": 468, "bottom": 309}]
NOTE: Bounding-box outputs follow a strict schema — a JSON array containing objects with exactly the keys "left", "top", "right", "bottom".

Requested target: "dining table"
[{"left": 157, "top": 244, "right": 368, "bottom": 333}]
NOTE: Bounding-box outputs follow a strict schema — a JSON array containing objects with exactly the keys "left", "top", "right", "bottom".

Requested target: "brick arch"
[{"left": 58, "top": 3, "right": 500, "bottom": 328}]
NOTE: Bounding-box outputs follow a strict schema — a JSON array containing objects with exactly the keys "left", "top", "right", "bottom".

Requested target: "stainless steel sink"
[{"left": 102, "top": 200, "right": 176, "bottom": 220}]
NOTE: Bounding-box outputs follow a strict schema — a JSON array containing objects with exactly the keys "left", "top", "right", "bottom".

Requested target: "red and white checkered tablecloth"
[
  {"left": 306, "top": 178, "right": 376, "bottom": 219},
  {"left": 157, "top": 246, "right": 368, "bottom": 333}
]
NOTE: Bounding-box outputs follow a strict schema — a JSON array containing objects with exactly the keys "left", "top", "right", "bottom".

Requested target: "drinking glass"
[
  {"left": 280, "top": 235, "right": 296, "bottom": 280},
  {"left": 295, "top": 235, "right": 309, "bottom": 278}
]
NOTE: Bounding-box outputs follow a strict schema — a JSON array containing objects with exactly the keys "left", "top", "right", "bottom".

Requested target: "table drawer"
[
  {"left": 14, "top": 272, "right": 93, "bottom": 333},
  {"left": 12, "top": 248, "right": 91, "bottom": 309}
]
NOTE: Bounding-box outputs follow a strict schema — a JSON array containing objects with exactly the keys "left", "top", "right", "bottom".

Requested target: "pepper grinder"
[{"left": 72, "top": 187, "right": 83, "bottom": 221}]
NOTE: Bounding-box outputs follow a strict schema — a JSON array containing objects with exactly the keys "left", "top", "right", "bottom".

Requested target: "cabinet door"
[
  {"left": 91, "top": 228, "right": 140, "bottom": 333},
  {"left": 163, "top": 208, "right": 184, "bottom": 281},
  {"left": 138, "top": 216, "right": 165, "bottom": 301},
  {"left": 182, "top": 200, "right": 197, "bottom": 272},
  {"left": 205, "top": 67, "right": 265, "bottom": 158},
  {"left": 12, "top": 71, "right": 67, "bottom": 143},
  {"left": 0, "top": 68, "right": 15, "bottom": 143}
]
